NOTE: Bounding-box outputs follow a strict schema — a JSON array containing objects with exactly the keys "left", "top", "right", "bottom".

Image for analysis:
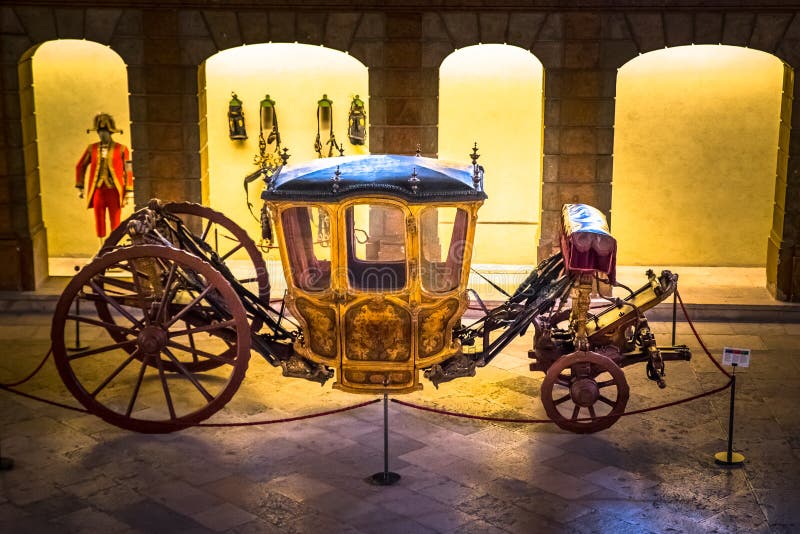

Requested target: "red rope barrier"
[
  {"left": 197, "top": 398, "right": 381, "bottom": 427},
  {"left": 0, "top": 346, "right": 53, "bottom": 388},
  {"left": 676, "top": 289, "right": 732, "bottom": 378},
  {"left": 0, "top": 385, "right": 88, "bottom": 413}
]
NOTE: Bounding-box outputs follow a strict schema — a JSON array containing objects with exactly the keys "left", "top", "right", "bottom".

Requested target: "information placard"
[{"left": 722, "top": 347, "right": 751, "bottom": 367}]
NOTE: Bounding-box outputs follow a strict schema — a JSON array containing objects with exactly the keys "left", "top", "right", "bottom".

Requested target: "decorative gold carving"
[
  {"left": 418, "top": 299, "right": 459, "bottom": 357},
  {"left": 344, "top": 370, "right": 412, "bottom": 386},
  {"left": 344, "top": 299, "right": 411, "bottom": 361},
  {"left": 295, "top": 298, "right": 337, "bottom": 358}
]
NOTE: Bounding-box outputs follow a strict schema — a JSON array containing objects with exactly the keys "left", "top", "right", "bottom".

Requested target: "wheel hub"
[
  {"left": 570, "top": 377, "right": 599, "bottom": 407},
  {"left": 137, "top": 325, "right": 168, "bottom": 355}
]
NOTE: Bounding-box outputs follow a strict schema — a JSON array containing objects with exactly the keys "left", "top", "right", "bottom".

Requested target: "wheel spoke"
[
  {"left": 67, "top": 314, "right": 136, "bottom": 336},
  {"left": 598, "top": 395, "right": 616, "bottom": 407},
  {"left": 185, "top": 320, "right": 199, "bottom": 365},
  {"left": 88, "top": 279, "right": 144, "bottom": 329},
  {"left": 95, "top": 274, "right": 136, "bottom": 293},
  {"left": 68, "top": 339, "right": 137, "bottom": 361},
  {"left": 571, "top": 405, "right": 580, "bottom": 421},
  {"left": 154, "top": 351, "right": 177, "bottom": 420},
  {"left": 162, "top": 347, "right": 214, "bottom": 402},
  {"left": 588, "top": 405, "right": 596, "bottom": 418},
  {"left": 90, "top": 349, "right": 139, "bottom": 398},
  {"left": 596, "top": 379, "right": 617, "bottom": 389},
  {"left": 553, "top": 394, "right": 571, "bottom": 406},
  {"left": 128, "top": 260, "right": 152, "bottom": 326},
  {"left": 157, "top": 261, "right": 179, "bottom": 323},
  {"left": 163, "top": 285, "right": 213, "bottom": 328},
  {"left": 219, "top": 242, "right": 244, "bottom": 262},
  {"left": 166, "top": 340, "right": 235, "bottom": 366},
  {"left": 200, "top": 219, "right": 213, "bottom": 242},
  {"left": 168, "top": 319, "right": 236, "bottom": 338},
  {"left": 125, "top": 353, "right": 150, "bottom": 417}
]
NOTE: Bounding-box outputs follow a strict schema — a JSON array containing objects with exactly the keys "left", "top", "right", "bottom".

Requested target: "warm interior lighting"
[
  {"left": 26, "top": 39, "right": 132, "bottom": 270},
  {"left": 439, "top": 44, "right": 544, "bottom": 265},
  {"left": 202, "top": 43, "right": 369, "bottom": 260},
  {"left": 612, "top": 45, "right": 786, "bottom": 266}
]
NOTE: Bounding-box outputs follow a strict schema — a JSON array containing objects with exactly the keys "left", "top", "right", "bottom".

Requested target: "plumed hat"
[{"left": 86, "top": 113, "right": 123, "bottom": 134}]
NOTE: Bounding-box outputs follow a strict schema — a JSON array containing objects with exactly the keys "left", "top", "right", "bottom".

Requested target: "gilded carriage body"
[{"left": 262, "top": 155, "right": 485, "bottom": 393}]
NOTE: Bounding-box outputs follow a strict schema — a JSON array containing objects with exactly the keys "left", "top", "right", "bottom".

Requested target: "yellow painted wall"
[
  {"left": 612, "top": 45, "right": 785, "bottom": 266},
  {"left": 203, "top": 43, "right": 369, "bottom": 265},
  {"left": 31, "top": 40, "right": 132, "bottom": 259},
  {"left": 439, "top": 44, "right": 543, "bottom": 265}
]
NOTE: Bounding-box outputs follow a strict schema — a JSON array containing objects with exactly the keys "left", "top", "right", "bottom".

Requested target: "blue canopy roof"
[{"left": 261, "top": 154, "right": 487, "bottom": 203}]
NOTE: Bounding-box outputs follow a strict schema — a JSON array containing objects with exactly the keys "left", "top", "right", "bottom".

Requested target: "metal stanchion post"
[
  {"left": 715, "top": 363, "right": 745, "bottom": 466},
  {"left": 68, "top": 265, "right": 89, "bottom": 352},
  {"left": 671, "top": 289, "right": 677, "bottom": 346},
  {"left": 367, "top": 388, "right": 401, "bottom": 486},
  {"left": 0, "top": 427, "right": 13, "bottom": 470}
]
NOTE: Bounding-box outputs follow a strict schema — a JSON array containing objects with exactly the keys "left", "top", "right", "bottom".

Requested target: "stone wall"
[{"left": 1, "top": 2, "right": 799, "bottom": 300}]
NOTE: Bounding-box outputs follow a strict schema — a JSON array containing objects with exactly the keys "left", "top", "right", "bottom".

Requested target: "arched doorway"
[
  {"left": 19, "top": 39, "right": 132, "bottom": 276},
  {"left": 199, "top": 44, "right": 369, "bottom": 293},
  {"left": 612, "top": 45, "right": 789, "bottom": 271},
  {"left": 200, "top": 43, "right": 369, "bottom": 244},
  {"left": 438, "top": 44, "right": 544, "bottom": 268}
]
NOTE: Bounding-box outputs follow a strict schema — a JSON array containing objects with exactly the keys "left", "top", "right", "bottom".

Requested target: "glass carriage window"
[
  {"left": 420, "top": 207, "right": 469, "bottom": 293},
  {"left": 281, "top": 207, "right": 331, "bottom": 292},
  {"left": 346, "top": 204, "right": 407, "bottom": 291}
]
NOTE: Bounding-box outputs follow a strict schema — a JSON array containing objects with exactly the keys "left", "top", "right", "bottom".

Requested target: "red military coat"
[{"left": 75, "top": 142, "right": 133, "bottom": 208}]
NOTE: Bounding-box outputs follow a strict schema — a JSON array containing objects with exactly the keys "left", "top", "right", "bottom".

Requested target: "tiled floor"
[{"left": 1, "top": 303, "right": 799, "bottom": 533}]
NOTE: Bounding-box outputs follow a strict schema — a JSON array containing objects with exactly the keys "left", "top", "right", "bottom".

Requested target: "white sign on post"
[{"left": 722, "top": 347, "right": 751, "bottom": 367}]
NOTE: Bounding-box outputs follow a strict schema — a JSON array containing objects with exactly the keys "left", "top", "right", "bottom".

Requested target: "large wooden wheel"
[
  {"left": 540, "top": 351, "right": 629, "bottom": 433},
  {"left": 51, "top": 245, "right": 251, "bottom": 433},
  {"left": 97, "top": 202, "right": 269, "bottom": 369},
  {"left": 103, "top": 201, "right": 270, "bottom": 302}
]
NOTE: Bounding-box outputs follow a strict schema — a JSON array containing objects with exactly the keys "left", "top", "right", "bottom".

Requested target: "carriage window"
[
  {"left": 346, "top": 204, "right": 407, "bottom": 291},
  {"left": 420, "top": 207, "right": 469, "bottom": 293},
  {"left": 281, "top": 207, "right": 331, "bottom": 292}
]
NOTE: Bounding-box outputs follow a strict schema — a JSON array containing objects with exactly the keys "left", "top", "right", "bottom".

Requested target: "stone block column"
[
  {"left": 130, "top": 10, "right": 201, "bottom": 204},
  {"left": 538, "top": 12, "right": 617, "bottom": 261},
  {"left": 370, "top": 13, "right": 437, "bottom": 156}
]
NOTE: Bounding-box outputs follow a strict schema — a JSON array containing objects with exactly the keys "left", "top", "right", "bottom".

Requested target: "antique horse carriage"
[{"left": 50, "top": 153, "right": 690, "bottom": 434}]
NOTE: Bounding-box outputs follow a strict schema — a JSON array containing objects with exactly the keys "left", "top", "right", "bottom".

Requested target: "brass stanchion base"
[{"left": 714, "top": 451, "right": 745, "bottom": 465}]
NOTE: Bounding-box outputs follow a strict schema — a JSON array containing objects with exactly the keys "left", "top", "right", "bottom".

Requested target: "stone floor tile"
[
  {"left": 53, "top": 505, "right": 134, "bottom": 533},
  {"left": 414, "top": 508, "right": 478, "bottom": 532},
  {"left": 450, "top": 518, "right": 510, "bottom": 534},
  {"left": 115, "top": 498, "right": 209, "bottom": 532},
  {"left": 191, "top": 502, "right": 256, "bottom": 532},
  {"left": 263, "top": 473, "right": 336, "bottom": 502},
  {"left": 148, "top": 479, "right": 222, "bottom": 516},
  {"left": 582, "top": 465, "right": 660, "bottom": 498}
]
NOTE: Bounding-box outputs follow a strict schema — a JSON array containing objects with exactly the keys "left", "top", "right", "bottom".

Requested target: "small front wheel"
[{"left": 540, "top": 351, "right": 629, "bottom": 433}]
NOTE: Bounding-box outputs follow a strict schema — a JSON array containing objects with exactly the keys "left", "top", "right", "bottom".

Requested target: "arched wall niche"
[
  {"left": 18, "top": 39, "right": 132, "bottom": 276},
  {"left": 199, "top": 43, "right": 369, "bottom": 268},
  {"left": 438, "top": 44, "right": 544, "bottom": 266},
  {"left": 611, "top": 45, "right": 790, "bottom": 268}
]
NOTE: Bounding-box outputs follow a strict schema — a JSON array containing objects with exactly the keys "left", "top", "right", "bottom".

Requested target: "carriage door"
[
  {"left": 337, "top": 202, "right": 417, "bottom": 392},
  {"left": 280, "top": 206, "right": 339, "bottom": 364}
]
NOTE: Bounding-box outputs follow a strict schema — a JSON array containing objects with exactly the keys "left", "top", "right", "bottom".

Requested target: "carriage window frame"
[
  {"left": 345, "top": 202, "right": 408, "bottom": 292},
  {"left": 419, "top": 206, "right": 470, "bottom": 294},
  {"left": 280, "top": 205, "right": 333, "bottom": 293}
]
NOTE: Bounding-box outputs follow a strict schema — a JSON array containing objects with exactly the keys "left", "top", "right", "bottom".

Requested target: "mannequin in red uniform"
[{"left": 75, "top": 113, "right": 134, "bottom": 238}]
